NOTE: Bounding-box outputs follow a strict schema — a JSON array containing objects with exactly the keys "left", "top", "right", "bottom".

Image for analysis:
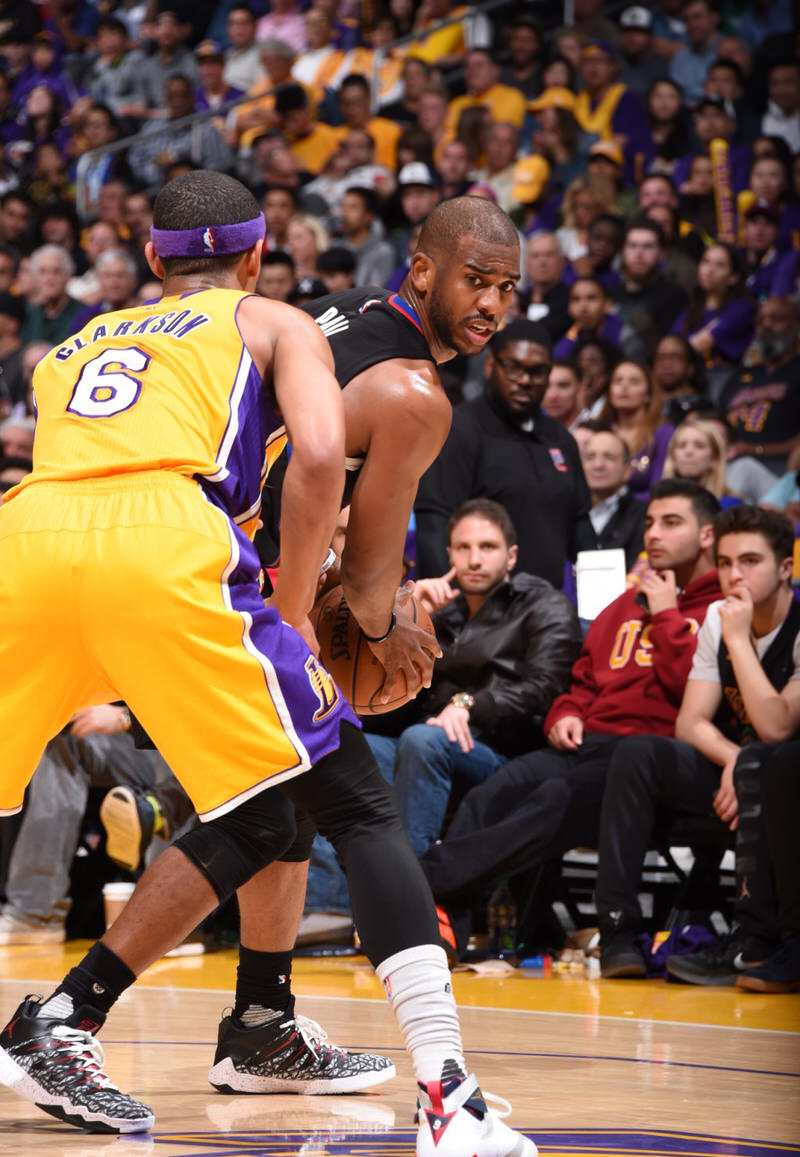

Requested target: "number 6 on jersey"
[{"left": 67, "top": 347, "right": 151, "bottom": 419}]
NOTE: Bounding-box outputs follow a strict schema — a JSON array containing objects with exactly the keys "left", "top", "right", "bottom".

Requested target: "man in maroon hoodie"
[{"left": 420, "top": 478, "right": 722, "bottom": 953}]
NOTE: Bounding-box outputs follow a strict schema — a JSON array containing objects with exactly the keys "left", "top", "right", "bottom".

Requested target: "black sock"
[
  {"left": 234, "top": 946, "right": 294, "bottom": 1021},
  {"left": 40, "top": 942, "right": 136, "bottom": 1024}
]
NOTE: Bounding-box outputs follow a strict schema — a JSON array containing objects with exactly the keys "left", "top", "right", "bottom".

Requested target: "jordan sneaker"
[
  {"left": 0, "top": 996, "right": 154, "bottom": 1133},
  {"left": 416, "top": 1065, "right": 537, "bottom": 1157},
  {"left": 208, "top": 1004, "right": 396, "bottom": 1094}
]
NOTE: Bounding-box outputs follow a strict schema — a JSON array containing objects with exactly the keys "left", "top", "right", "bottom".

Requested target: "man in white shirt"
[{"left": 595, "top": 504, "right": 800, "bottom": 983}]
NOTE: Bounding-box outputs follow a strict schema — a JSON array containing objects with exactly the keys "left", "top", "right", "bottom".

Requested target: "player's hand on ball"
[{"left": 368, "top": 586, "right": 441, "bottom": 703}]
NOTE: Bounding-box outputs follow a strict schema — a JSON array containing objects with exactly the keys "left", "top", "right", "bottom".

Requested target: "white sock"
[{"left": 376, "top": 944, "right": 465, "bottom": 1084}]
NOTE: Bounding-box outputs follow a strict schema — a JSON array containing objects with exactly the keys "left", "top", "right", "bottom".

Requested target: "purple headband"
[{"left": 150, "top": 214, "right": 265, "bottom": 258}]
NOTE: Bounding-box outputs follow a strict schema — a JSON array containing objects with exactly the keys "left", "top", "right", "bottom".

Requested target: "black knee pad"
[
  {"left": 174, "top": 787, "right": 296, "bottom": 902},
  {"left": 278, "top": 806, "right": 317, "bottom": 862}
]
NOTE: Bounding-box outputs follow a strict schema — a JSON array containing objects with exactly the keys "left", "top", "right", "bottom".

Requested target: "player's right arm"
[
  {"left": 239, "top": 297, "right": 346, "bottom": 633},
  {"left": 341, "top": 360, "right": 451, "bottom": 691}
]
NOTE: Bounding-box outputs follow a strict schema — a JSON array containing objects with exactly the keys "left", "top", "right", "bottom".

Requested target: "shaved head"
[{"left": 417, "top": 195, "right": 518, "bottom": 263}]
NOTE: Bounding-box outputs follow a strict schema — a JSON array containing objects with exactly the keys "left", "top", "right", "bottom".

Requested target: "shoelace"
[
  {"left": 289, "top": 1013, "right": 346, "bottom": 1060},
  {"left": 49, "top": 1027, "right": 119, "bottom": 1091},
  {"left": 483, "top": 1090, "right": 512, "bottom": 1119}
]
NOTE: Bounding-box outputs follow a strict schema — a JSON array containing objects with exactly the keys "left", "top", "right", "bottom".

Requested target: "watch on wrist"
[{"left": 450, "top": 692, "right": 475, "bottom": 713}]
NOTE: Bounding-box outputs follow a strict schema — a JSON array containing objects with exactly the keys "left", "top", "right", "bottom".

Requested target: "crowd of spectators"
[{"left": 0, "top": 0, "right": 799, "bottom": 989}]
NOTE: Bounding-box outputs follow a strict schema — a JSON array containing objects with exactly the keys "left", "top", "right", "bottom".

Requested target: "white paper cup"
[{"left": 102, "top": 881, "right": 136, "bottom": 929}]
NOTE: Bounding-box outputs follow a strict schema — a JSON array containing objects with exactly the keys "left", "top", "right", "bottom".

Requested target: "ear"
[
  {"left": 506, "top": 543, "right": 519, "bottom": 573},
  {"left": 240, "top": 240, "right": 263, "bottom": 286},
  {"left": 409, "top": 250, "right": 434, "bottom": 297},
  {"left": 779, "top": 555, "right": 794, "bottom": 585},
  {"left": 699, "top": 521, "right": 715, "bottom": 552},
  {"left": 144, "top": 241, "right": 164, "bottom": 280}
]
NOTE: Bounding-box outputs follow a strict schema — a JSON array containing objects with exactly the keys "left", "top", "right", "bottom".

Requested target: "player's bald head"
[{"left": 416, "top": 196, "right": 519, "bottom": 264}]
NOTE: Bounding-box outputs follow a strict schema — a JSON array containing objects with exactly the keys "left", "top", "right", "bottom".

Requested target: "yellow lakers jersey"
[{"left": 8, "top": 288, "right": 287, "bottom": 535}]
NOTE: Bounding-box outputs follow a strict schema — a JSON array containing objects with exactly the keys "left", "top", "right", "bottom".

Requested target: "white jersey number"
[{"left": 66, "top": 347, "right": 151, "bottom": 419}]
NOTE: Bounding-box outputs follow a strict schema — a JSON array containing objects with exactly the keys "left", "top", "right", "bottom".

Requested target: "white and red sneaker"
[{"left": 416, "top": 1066, "right": 537, "bottom": 1157}]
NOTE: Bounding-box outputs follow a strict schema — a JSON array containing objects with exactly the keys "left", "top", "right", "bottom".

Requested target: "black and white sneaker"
[
  {"left": 208, "top": 1006, "right": 396, "bottom": 1094},
  {"left": 0, "top": 996, "right": 154, "bottom": 1134},
  {"left": 665, "top": 931, "right": 773, "bottom": 986}
]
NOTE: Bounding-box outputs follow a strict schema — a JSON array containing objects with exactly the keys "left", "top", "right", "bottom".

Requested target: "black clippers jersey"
[{"left": 303, "top": 287, "right": 434, "bottom": 385}]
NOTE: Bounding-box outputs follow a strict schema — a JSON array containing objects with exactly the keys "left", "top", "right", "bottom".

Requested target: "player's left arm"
[
  {"left": 341, "top": 361, "right": 451, "bottom": 639},
  {"left": 248, "top": 301, "right": 346, "bottom": 632}
]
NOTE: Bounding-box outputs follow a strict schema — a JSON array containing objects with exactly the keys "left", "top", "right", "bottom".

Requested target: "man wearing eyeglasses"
[{"left": 415, "top": 318, "right": 596, "bottom": 586}]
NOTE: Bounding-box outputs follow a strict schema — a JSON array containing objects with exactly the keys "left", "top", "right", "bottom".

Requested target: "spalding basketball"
[{"left": 312, "top": 585, "right": 434, "bottom": 715}]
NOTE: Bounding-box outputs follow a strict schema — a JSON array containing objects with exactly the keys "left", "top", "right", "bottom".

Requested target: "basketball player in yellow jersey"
[{"left": 0, "top": 174, "right": 536, "bottom": 1157}]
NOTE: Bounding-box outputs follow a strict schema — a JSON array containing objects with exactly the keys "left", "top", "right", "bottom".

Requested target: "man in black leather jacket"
[{"left": 367, "top": 498, "right": 582, "bottom": 856}]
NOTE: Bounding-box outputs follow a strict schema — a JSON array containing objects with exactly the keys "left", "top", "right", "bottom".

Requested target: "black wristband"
[{"left": 362, "top": 612, "right": 397, "bottom": 644}]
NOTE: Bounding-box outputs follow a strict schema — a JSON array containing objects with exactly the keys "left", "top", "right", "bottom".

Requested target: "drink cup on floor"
[{"left": 103, "top": 881, "right": 136, "bottom": 929}]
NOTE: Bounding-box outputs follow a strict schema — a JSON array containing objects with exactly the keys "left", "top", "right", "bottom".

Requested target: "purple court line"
[{"left": 102, "top": 1040, "right": 800, "bottom": 1081}]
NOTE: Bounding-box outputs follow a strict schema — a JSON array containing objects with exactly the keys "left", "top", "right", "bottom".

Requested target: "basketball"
[{"left": 312, "top": 585, "right": 435, "bottom": 715}]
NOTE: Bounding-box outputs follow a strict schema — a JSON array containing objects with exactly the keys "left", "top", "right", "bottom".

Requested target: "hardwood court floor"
[{"left": 1, "top": 942, "right": 798, "bottom": 1156}]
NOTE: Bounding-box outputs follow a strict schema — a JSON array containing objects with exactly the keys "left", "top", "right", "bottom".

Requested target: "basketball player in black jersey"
[{"left": 1, "top": 181, "right": 534, "bottom": 1157}]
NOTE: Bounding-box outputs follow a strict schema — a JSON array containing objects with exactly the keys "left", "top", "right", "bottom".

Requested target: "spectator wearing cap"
[
  {"left": 529, "top": 90, "right": 589, "bottom": 201},
  {"left": 224, "top": 4, "right": 264, "bottom": 93},
  {"left": 762, "top": 61, "right": 800, "bottom": 156},
  {"left": 500, "top": 15, "right": 544, "bottom": 102},
  {"left": 137, "top": 11, "right": 199, "bottom": 113},
  {"left": 394, "top": 162, "right": 440, "bottom": 259},
  {"left": 586, "top": 140, "right": 638, "bottom": 219},
  {"left": 257, "top": 0, "right": 308, "bottom": 58},
  {"left": 447, "top": 49, "right": 527, "bottom": 139},
  {"left": 334, "top": 74, "right": 401, "bottom": 171},
  {"left": 668, "top": 0, "right": 722, "bottom": 104},
  {"left": 573, "top": 40, "right": 652, "bottom": 186},
  {"left": 740, "top": 201, "right": 796, "bottom": 303},
  {"left": 194, "top": 40, "right": 243, "bottom": 113},
  {"left": 415, "top": 319, "right": 595, "bottom": 586},
  {"left": 470, "top": 122, "right": 525, "bottom": 214},
  {"left": 337, "top": 186, "right": 395, "bottom": 287},
  {"left": 0, "top": 293, "right": 25, "bottom": 410},
  {"left": 673, "top": 94, "right": 751, "bottom": 197},
  {"left": 288, "top": 275, "right": 328, "bottom": 306},
  {"left": 617, "top": 6, "right": 668, "bottom": 100},
  {"left": 274, "top": 83, "right": 339, "bottom": 176}
]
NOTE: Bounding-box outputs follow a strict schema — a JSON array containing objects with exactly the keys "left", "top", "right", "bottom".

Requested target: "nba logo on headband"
[{"left": 203, "top": 226, "right": 215, "bottom": 254}]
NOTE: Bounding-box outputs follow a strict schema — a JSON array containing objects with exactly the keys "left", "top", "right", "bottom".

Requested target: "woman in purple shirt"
[
  {"left": 599, "top": 360, "right": 674, "bottom": 502},
  {"left": 672, "top": 242, "right": 755, "bottom": 369}
]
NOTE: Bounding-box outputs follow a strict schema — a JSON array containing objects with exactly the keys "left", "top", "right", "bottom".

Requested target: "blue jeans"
[
  {"left": 303, "top": 729, "right": 504, "bottom": 912},
  {"left": 389, "top": 725, "right": 506, "bottom": 856}
]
